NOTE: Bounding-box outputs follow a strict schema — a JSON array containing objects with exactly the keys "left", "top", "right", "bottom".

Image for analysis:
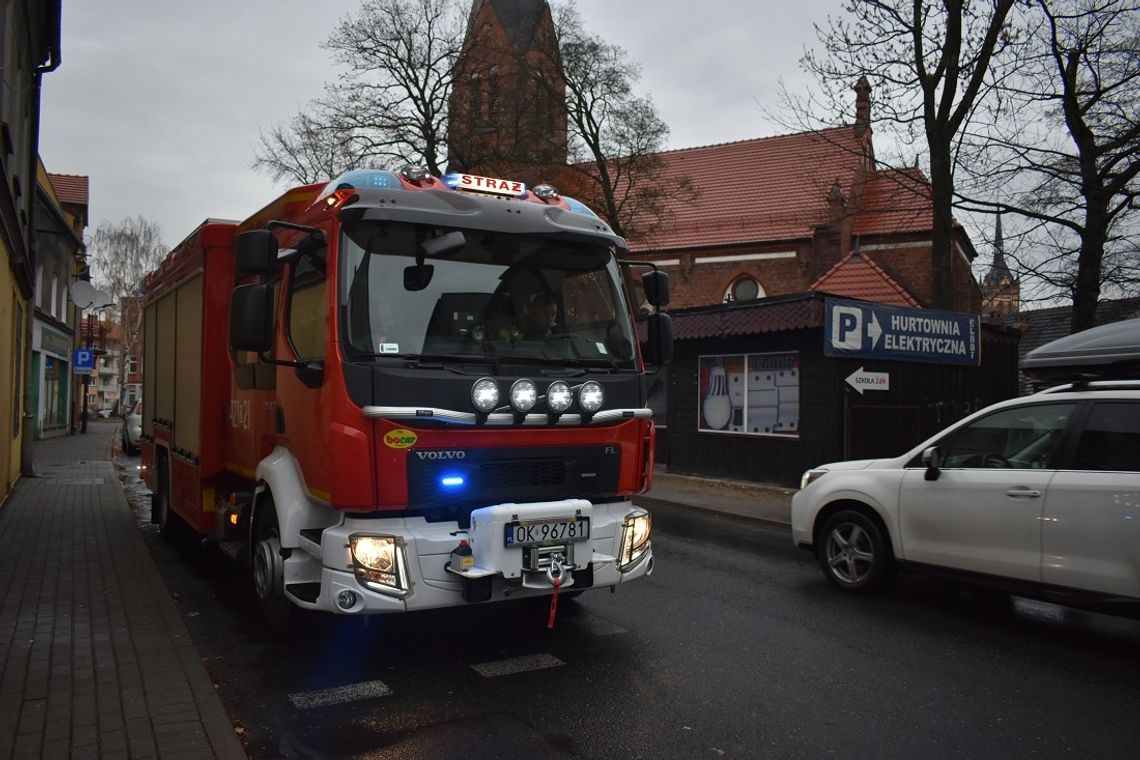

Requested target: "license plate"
[{"left": 504, "top": 517, "right": 590, "bottom": 547}]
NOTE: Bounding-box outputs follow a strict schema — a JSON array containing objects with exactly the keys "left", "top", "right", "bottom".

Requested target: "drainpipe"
[{"left": 21, "top": 5, "right": 63, "bottom": 477}]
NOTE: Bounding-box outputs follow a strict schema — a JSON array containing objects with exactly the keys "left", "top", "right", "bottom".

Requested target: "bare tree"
[
  {"left": 802, "top": 0, "right": 1018, "bottom": 309},
  {"left": 251, "top": 112, "right": 363, "bottom": 185},
  {"left": 542, "top": 2, "right": 691, "bottom": 240},
  {"left": 86, "top": 216, "right": 168, "bottom": 307},
  {"left": 85, "top": 216, "right": 168, "bottom": 408},
  {"left": 251, "top": 0, "right": 683, "bottom": 240},
  {"left": 251, "top": 0, "right": 464, "bottom": 181},
  {"left": 957, "top": 0, "right": 1140, "bottom": 330}
]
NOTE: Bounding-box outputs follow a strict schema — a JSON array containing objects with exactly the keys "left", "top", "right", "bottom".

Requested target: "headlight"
[
  {"left": 618, "top": 509, "right": 652, "bottom": 571},
  {"left": 509, "top": 378, "right": 537, "bottom": 412},
  {"left": 471, "top": 377, "right": 500, "bottom": 412},
  {"left": 546, "top": 381, "right": 573, "bottom": 413},
  {"left": 349, "top": 534, "right": 410, "bottom": 596},
  {"left": 800, "top": 469, "right": 828, "bottom": 490},
  {"left": 578, "top": 381, "right": 604, "bottom": 413}
]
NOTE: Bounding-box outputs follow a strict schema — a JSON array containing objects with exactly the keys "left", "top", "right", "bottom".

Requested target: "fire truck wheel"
[
  {"left": 252, "top": 502, "right": 294, "bottom": 633},
  {"left": 155, "top": 457, "right": 181, "bottom": 541}
]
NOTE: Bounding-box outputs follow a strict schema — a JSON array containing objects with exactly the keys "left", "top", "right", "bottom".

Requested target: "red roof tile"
[
  {"left": 810, "top": 251, "right": 921, "bottom": 307},
  {"left": 625, "top": 127, "right": 868, "bottom": 252},
  {"left": 667, "top": 296, "right": 824, "bottom": 341},
  {"left": 48, "top": 173, "right": 89, "bottom": 207},
  {"left": 852, "top": 168, "right": 933, "bottom": 237}
]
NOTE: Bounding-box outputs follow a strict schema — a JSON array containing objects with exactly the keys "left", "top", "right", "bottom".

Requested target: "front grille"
[{"left": 407, "top": 445, "right": 620, "bottom": 521}]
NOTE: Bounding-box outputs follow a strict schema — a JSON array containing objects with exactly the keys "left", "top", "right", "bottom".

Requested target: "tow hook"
[
  {"left": 546, "top": 553, "right": 566, "bottom": 629},
  {"left": 546, "top": 553, "right": 565, "bottom": 585}
]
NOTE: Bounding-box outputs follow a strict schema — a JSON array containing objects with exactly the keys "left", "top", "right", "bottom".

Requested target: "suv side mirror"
[{"left": 922, "top": 445, "right": 943, "bottom": 481}]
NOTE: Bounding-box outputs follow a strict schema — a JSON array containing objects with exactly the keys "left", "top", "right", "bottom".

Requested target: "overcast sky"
[{"left": 40, "top": 0, "right": 837, "bottom": 249}]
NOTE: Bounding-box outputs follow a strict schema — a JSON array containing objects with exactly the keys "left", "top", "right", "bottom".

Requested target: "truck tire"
[
  {"left": 252, "top": 500, "right": 294, "bottom": 634},
  {"left": 154, "top": 456, "right": 182, "bottom": 542}
]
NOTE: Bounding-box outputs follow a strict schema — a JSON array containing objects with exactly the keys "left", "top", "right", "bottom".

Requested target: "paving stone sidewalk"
[
  {"left": 0, "top": 422, "right": 245, "bottom": 760},
  {"left": 635, "top": 465, "right": 795, "bottom": 526}
]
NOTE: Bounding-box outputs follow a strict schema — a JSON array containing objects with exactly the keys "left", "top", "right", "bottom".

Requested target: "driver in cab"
[{"left": 524, "top": 293, "right": 558, "bottom": 340}]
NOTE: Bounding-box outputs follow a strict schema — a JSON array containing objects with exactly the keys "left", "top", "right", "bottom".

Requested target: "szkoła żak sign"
[{"left": 824, "top": 298, "right": 980, "bottom": 366}]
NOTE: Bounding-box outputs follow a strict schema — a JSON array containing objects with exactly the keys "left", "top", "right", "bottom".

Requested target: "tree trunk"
[
  {"left": 927, "top": 141, "right": 956, "bottom": 311},
  {"left": 1070, "top": 195, "right": 1108, "bottom": 333}
]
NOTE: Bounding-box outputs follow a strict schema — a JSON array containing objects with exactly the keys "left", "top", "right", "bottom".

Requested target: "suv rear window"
[{"left": 1071, "top": 402, "right": 1140, "bottom": 472}]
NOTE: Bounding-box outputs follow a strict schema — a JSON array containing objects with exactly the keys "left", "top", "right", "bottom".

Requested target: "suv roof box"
[{"left": 1021, "top": 317, "right": 1140, "bottom": 380}]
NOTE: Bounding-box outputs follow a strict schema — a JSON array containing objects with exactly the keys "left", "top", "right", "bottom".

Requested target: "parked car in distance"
[
  {"left": 791, "top": 318, "right": 1140, "bottom": 618},
  {"left": 121, "top": 399, "right": 143, "bottom": 455}
]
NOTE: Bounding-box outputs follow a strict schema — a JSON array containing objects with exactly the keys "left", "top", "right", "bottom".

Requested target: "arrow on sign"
[
  {"left": 845, "top": 366, "right": 890, "bottom": 395},
  {"left": 867, "top": 312, "right": 883, "bottom": 349}
]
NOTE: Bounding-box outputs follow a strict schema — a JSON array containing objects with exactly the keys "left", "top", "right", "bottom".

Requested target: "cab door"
[
  {"left": 1041, "top": 401, "right": 1140, "bottom": 597},
  {"left": 275, "top": 244, "right": 333, "bottom": 503},
  {"left": 897, "top": 402, "right": 1076, "bottom": 581}
]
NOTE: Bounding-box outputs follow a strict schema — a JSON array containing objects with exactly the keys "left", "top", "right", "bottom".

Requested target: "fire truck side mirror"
[
  {"left": 229, "top": 283, "right": 274, "bottom": 353},
  {"left": 235, "top": 230, "right": 279, "bottom": 276},
  {"left": 643, "top": 312, "right": 674, "bottom": 365},
  {"left": 641, "top": 270, "right": 670, "bottom": 307}
]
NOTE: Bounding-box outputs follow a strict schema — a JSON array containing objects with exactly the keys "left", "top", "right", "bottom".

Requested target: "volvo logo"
[{"left": 415, "top": 450, "right": 467, "bottom": 460}]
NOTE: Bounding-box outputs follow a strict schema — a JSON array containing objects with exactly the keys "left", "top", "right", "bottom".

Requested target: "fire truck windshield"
[{"left": 339, "top": 221, "right": 639, "bottom": 368}]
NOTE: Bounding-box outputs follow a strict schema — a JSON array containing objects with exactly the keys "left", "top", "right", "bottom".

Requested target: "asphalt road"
[{"left": 117, "top": 456, "right": 1140, "bottom": 760}]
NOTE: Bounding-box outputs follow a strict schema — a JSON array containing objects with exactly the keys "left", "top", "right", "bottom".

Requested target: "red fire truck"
[{"left": 139, "top": 167, "right": 672, "bottom": 625}]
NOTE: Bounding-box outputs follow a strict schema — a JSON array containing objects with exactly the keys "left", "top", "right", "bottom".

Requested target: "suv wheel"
[{"left": 817, "top": 509, "right": 894, "bottom": 593}]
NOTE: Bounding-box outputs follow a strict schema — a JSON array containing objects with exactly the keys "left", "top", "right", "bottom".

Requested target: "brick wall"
[
  {"left": 862, "top": 238, "right": 981, "bottom": 313},
  {"left": 634, "top": 235, "right": 845, "bottom": 311}
]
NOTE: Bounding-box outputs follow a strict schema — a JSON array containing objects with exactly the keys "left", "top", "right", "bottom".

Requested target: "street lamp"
[{"left": 70, "top": 282, "right": 113, "bottom": 434}]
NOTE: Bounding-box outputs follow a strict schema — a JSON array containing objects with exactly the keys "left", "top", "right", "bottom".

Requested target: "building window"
[
  {"left": 127, "top": 355, "right": 138, "bottom": 374},
  {"left": 698, "top": 352, "right": 799, "bottom": 436},
  {"left": 488, "top": 66, "right": 500, "bottom": 123},
  {"left": 723, "top": 276, "right": 763, "bottom": 303},
  {"left": 470, "top": 72, "right": 483, "bottom": 123}
]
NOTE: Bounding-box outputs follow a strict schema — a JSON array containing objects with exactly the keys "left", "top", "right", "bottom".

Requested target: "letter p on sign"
[{"left": 832, "top": 305, "right": 863, "bottom": 351}]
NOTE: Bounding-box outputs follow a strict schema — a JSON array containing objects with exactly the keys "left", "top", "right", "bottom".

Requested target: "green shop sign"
[{"left": 40, "top": 326, "right": 73, "bottom": 357}]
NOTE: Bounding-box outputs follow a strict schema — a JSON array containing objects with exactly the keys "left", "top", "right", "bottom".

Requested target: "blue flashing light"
[
  {"left": 318, "top": 169, "right": 402, "bottom": 200},
  {"left": 441, "top": 173, "right": 462, "bottom": 190},
  {"left": 564, "top": 197, "right": 599, "bottom": 218},
  {"left": 440, "top": 474, "right": 466, "bottom": 489}
]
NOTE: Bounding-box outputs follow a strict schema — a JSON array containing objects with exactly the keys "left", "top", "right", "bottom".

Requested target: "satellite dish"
[{"left": 70, "top": 281, "right": 114, "bottom": 309}]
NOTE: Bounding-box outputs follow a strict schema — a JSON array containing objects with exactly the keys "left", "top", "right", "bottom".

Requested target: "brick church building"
[
  {"left": 446, "top": 1, "right": 1021, "bottom": 486},
  {"left": 448, "top": 0, "right": 984, "bottom": 315}
]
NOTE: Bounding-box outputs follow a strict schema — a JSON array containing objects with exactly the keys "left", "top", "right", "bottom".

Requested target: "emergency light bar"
[{"left": 318, "top": 168, "right": 602, "bottom": 219}]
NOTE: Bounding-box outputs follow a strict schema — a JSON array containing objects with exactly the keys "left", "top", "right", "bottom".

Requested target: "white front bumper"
[{"left": 282, "top": 498, "right": 653, "bottom": 614}]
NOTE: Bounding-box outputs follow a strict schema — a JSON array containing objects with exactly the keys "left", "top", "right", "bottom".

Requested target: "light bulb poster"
[{"left": 698, "top": 352, "right": 800, "bottom": 436}]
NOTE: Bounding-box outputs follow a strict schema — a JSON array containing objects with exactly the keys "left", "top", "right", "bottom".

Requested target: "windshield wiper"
[
  {"left": 348, "top": 351, "right": 630, "bottom": 373},
  {"left": 555, "top": 357, "right": 631, "bottom": 372},
  {"left": 348, "top": 351, "right": 486, "bottom": 363}
]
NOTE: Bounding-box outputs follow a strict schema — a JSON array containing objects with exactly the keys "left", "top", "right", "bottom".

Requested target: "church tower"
[
  {"left": 981, "top": 214, "right": 1020, "bottom": 316},
  {"left": 448, "top": 0, "right": 567, "bottom": 179}
]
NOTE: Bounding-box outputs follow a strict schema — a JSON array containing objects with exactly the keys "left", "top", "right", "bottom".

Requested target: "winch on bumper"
[{"left": 296, "top": 499, "right": 653, "bottom": 614}]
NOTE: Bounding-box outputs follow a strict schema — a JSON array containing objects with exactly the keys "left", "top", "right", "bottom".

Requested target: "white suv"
[{"left": 791, "top": 319, "right": 1140, "bottom": 617}]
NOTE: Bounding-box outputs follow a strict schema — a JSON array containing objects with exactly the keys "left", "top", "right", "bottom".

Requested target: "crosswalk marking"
[
  {"left": 471, "top": 653, "right": 564, "bottom": 678},
  {"left": 288, "top": 679, "right": 392, "bottom": 709}
]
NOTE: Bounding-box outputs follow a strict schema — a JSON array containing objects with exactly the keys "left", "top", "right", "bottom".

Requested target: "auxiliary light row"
[{"left": 471, "top": 377, "right": 604, "bottom": 415}]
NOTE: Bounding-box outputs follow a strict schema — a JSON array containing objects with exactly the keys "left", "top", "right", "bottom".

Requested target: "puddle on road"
[{"left": 117, "top": 455, "right": 155, "bottom": 529}]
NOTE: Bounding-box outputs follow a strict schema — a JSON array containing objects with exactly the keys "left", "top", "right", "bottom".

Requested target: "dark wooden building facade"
[{"left": 659, "top": 293, "right": 1021, "bottom": 487}]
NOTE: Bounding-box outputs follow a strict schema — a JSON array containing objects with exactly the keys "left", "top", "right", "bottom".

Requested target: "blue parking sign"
[
  {"left": 824, "top": 298, "right": 980, "bottom": 366},
  {"left": 73, "top": 348, "right": 95, "bottom": 375}
]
